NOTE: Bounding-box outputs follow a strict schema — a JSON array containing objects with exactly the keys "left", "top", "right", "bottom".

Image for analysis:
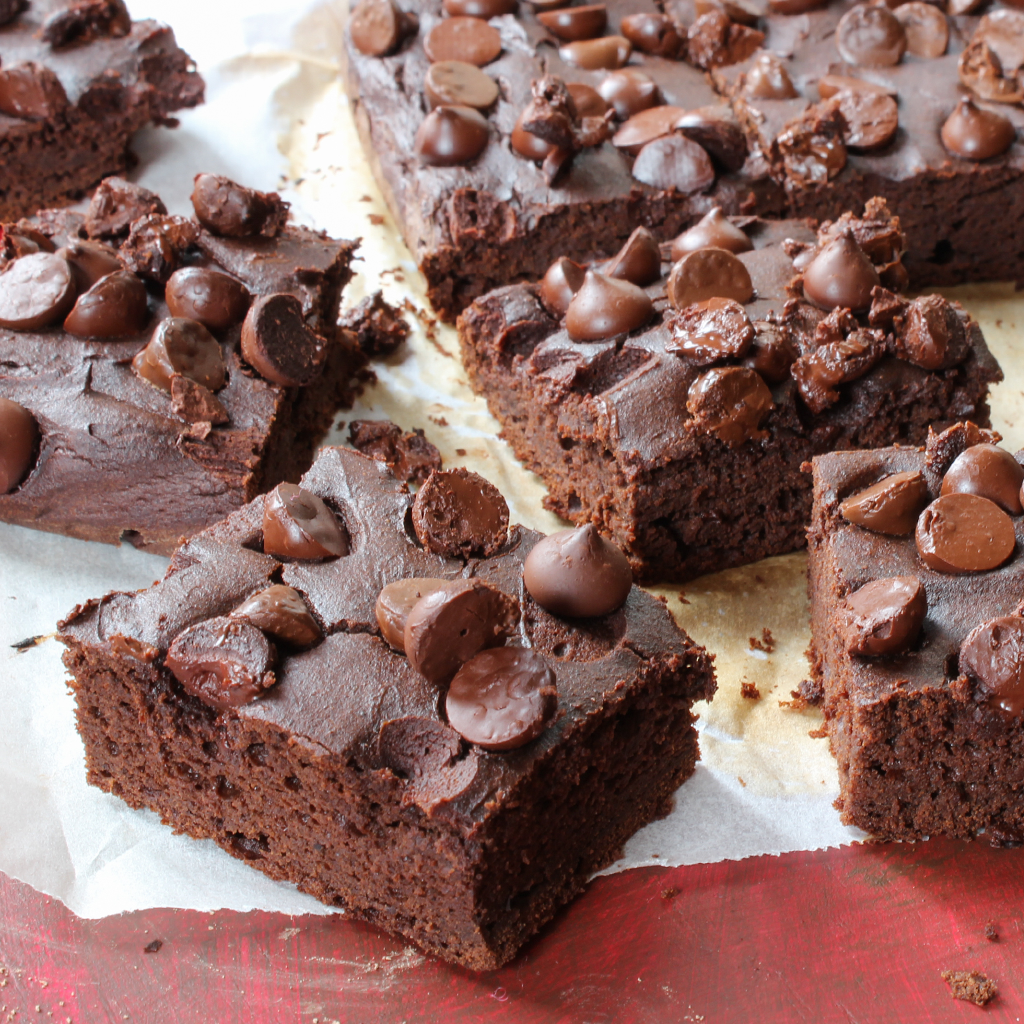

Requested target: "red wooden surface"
[{"left": 1, "top": 838, "right": 1022, "bottom": 1022}]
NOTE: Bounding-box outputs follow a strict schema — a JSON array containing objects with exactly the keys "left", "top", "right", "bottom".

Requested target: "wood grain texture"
[{"left": 1, "top": 838, "right": 1021, "bottom": 1022}]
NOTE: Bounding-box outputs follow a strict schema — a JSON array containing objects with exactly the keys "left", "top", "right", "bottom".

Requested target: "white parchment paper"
[{"left": 2, "top": 0, "right": 1023, "bottom": 918}]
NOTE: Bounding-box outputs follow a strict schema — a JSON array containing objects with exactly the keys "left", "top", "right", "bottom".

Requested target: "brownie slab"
[{"left": 58, "top": 446, "right": 716, "bottom": 970}]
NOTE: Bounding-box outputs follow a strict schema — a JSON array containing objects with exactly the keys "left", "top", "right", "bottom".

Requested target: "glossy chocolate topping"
[
  {"left": 191, "top": 174, "right": 290, "bottom": 239},
  {"left": 241, "top": 293, "right": 326, "bottom": 387},
  {"left": 598, "top": 67, "right": 659, "bottom": 119},
  {"left": 602, "top": 227, "right": 662, "bottom": 286},
  {"left": 56, "top": 240, "right": 122, "bottom": 292},
  {"left": 132, "top": 317, "right": 227, "bottom": 393},
  {"left": 539, "top": 256, "right": 586, "bottom": 317},
  {"left": 537, "top": 3, "right": 606, "bottom": 41},
  {"left": 801, "top": 233, "right": 880, "bottom": 312},
  {"left": 941, "top": 97, "right": 1016, "bottom": 161},
  {"left": 165, "top": 267, "right": 251, "bottom": 331},
  {"left": 424, "top": 61, "right": 499, "bottom": 110},
  {"left": 0, "top": 253, "right": 75, "bottom": 330},
  {"left": 558, "top": 35, "right": 631, "bottom": 70},
  {"left": 665, "top": 297, "right": 755, "bottom": 364},
  {"left": 686, "top": 365, "right": 773, "bottom": 446},
  {"left": 424, "top": 16, "right": 502, "bottom": 65}
]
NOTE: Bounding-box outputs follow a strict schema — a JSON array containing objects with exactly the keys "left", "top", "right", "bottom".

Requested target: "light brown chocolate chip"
[
  {"left": 840, "top": 471, "right": 929, "bottom": 536},
  {"left": 667, "top": 248, "right": 753, "bottom": 310},
  {"left": 424, "top": 16, "right": 502, "bottom": 65},
  {"left": 412, "top": 467, "right": 509, "bottom": 557},
  {"left": 611, "top": 105, "right": 686, "bottom": 156},
  {"left": 687, "top": 366, "right": 773, "bottom": 446},
  {"left": 894, "top": 1, "right": 948, "bottom": 59},
  {"left": 915, "top": 493, "right": 1015, "bottom": 574}
]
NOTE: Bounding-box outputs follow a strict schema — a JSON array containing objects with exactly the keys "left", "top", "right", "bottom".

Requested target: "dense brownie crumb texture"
[
  {"left": 0, "top": 173, "right": 366, "bottom": 554},
  {"left": 345, "top": 0, "right": 1024, "bottom": 321},
  {"left": 809, "top": 421, "right": 1024, "bottom": 842},
  {"left": 458, "top": 200, "right": 1001, "bottom": 582},
  {"left": 58, "top": 446, "right": 716, "bottom": 970},
  {"left": 0, "top": 0, "right": 204, "bottom": 219}
]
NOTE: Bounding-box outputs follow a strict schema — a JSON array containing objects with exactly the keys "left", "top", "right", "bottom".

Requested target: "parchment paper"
[{"left": 1, "top": 0, "right": 1023, "bottom": 918}]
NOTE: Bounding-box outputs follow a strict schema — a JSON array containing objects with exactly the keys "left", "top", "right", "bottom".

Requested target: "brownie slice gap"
[{"left": 58, "top": 446, "right": 716, "bottom": 970}]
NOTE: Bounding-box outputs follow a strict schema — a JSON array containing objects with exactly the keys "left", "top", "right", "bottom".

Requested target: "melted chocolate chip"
[
  {"left": 915, "top": 493, "right": 1015, "bottom": 574},
  {"left": 539, "top": 256, "right": 586, "bottom": 317},
  {"left": 686, "top": 366, "right": 773, "bottom": 446},
  {"left": 0, "top": 396, "right": 38, "bottom": 493},
  {"left": 538, "top": 3, "right": 606, "bottom": 40},
  {"left": 598, "top": 68, "right": 659, "bottom": 119},
  {"left": 376, "top": 578, "right": 452, "bottom": 652},
  {"left": 667, "top": 247, "right": 753, "bottom": 310},
  {"left": 742, "top": 321, "right": 797, "bottom": 383},
  {"left": 558, "top": 35, "right": 631, "bottom": 70},
  {"left": 941, "top": 97, "right": 1016, "bottom": 161},
  {"left": 241, "top": 294, "right": 326, "bottom": 388},
  {"left": 828, "top": 89, "right": 899, "bottom": 150},
  {"left": 776, "top": 107, "right": 848, "bottom": 183},
  {"left": 412, "top": 467, "right": 510, "bottom": 557},
  {"left": 835, "top": 3, "right": 907, "bottom": 66},
  {"left": 0, "top": 62, "right": 68, "bottom": 119},
  {"left": 444, "top": 0, "right": 516, "bottom": 16},
  {"left": 424, "top": 61, "right": 499, "bottom": 110},
  {"left": 63, "top": 271, "right": 149, "bottom": 339},
  {"left": 620, "top": 12, "right": 683, "bottom": 57},
  {"left": 0, "top": 0, "right": 26, "bottom": 27},
  {"left": 0, "top": 253, "right": 75, "bottom": 331},
  {"left": 631, "top": 134, "right": 717, "bottom": 193},
  {"left": 165, "top": 617, "right": 277, "bottom": 712},
  {"left": 231, "top": 585, "right": 322, "bottom": 647},
  {"left": 960, "top": 616, "right": 1024, "bottom": 716},
  {"left": 893, "top": 294, "right": 969, "bottom": 370},
  {"left": 744, "top": 51, "right": 798, "bottom": 99},
  {"left": 446, "top": 647, "right": 558, "bottom": 750},
  {"left": 790, "top": 328, "right": 883, "bottom": 413},
  {"left": 39, "top": 0, "right": 130, "bottom": 46},
  {"left": 666, "top": 297, "right": 755, "bottom": 364},
  {"left": 602, "top": 227, "right": 662, "bottom": 287},
  {"left": 523, "top": 524, "right": 632, "bottom": 618},
  {"left": 55, "top": 240, "right": 121, "bottom": 292},
  {"left": 170, "top": 375, "right": 228, "bottom": 426},
  {"left": 801, "top": 232, "right": 879, "bottom": 312},
  {"left": 404, "top": 578, "right": 518, "bottom": 684},
  {"left": 942, "top": 444, "right": 1024, "bottom": 516},
  {"left": 670, "top": 208, "right": 753, "bottom": 260},
  {"left": 894, "top": 1, "right": 948, "bottom": 59},
  {"left": 424, "top": 16, "right": 502, "bottom": 65},
  {"left": 191, "top": 174, "right": 290, "bottom": 239},
  {"left": 84, "top": 177, "right": 167, "bottom": 240},
  {"left": 132, "top": 318, "right": 228, "bottom": 394},
  {"left": 611, "top": 105, "right": 686, "bottom": 155},
  {"left": 263, "top": 483, "right": 349, "bottom": 561},
  {"left": 844, "top": 576, "right": 926, "bottom": 657},
  {"left": 165, "top": 267, "right": 252, "bottom": 332},
  {"left": 565, "top": 269, "right": 654, "bottom": 341},
  {"left": 840, "top": 470, "right": 929, "bottom": 536},
  {"left": 415, "top": 105, "right": 490, "bottom": 166}
]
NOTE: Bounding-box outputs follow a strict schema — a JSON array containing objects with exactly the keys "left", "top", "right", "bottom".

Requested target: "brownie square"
[{"left": 58, "top": 446, "right": 716, "bottom": 969}]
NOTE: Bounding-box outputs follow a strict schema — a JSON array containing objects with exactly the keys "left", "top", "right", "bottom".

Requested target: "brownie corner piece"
[{"left": 58, "top": 445, "right": 715, "bottom": 969}]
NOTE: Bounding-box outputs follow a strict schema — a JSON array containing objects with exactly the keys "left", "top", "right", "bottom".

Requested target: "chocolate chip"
[
  {"left": 447, "top": 647, "right": 557, "bottom": 750},
  {"left": 412, "top": 467, "right": 510, "bottom": 557},
  {"left": 835, "top": 3, "right": 906, "bottom": 66},
  {"left": 444, "top": 0, "right": 516, "bottom": 16},
  {"left": 942, "top": 444, "right": 1024, "bottom": 516},
  {"left": 558, "top": 35, "right": 631, "bottom": 70},
  {"left": 0, "top": 397, "right": 38, "bottom": 493},
  {"left": 348, "top": 419, "right": 442, "bottom": 485},
  {"left": 165, "top": 617, "right": 277, "bottom": 712},
  {"left": 231, "top": 585, "right": 322, "bottom": 647},
  {"left": 915, "top": 493, "right": 1015, "bottom": 574},
  {"left": 598, "top": 68, "right": 659, "bottom": 119},
  {"left": 241, "top": 294, "right": 326, "bottom": 387},
  {"left": 118, "top": 214, "right": 199, "bottom": 284},
  {"left": 565, "top": 269, "right": 654, "bottom": 341},
  {"left": 670, "top": 208, "right": 753, "bottom": 261},
  {"left": 84, "top": 177, "right": 167, "bottom": 240},
  {"left": 840, "top": 471, "right": 929, "bottom": 536},
  {"left": 828, "top": 89, "right": 899, "bottom": 150},
  {"left": 695, "top": 0, "right": 763, "bottom": 28},
  {"left": 687, "top": 366, "right": 772, "bottom": 446},
  {"left": 538, "top": 3, "right": 606, "bottom": 40},
  {"left": 893, "top": 294, "right": 969, "bottom": 370},
  {"left": 0, "top": 0, "right": 26, "bottom": 27},
  {"left": 941, "top": 97, "right": 1016, "bottom": 161},
  {"left": 415, "top": 105, "right": 490, "bottom": 166},
  {"left": 191, "top": 174, "right": 290, "bottom": 239},
  {"left": 974, "top": 9, "right": 1024, "bottom": 77},
  {"left": 404, "top": 579, "right": 519, "bottom": 684},
  {"left": 620, "top": 12, "right": 683, "bottom": 57},
  {"left": 424, "top": 16, "right": 502, "bottom": 65},
  {"left": 424, "top": 61, "right": 499, "bottom": 110},
  {"left": 958, "top": 40, "right": 1023, "bottom": 105},
  {"left": 165, "top": 267, "right": 252, "bottom": 332},
  {"left": 132, "top": 318, "right": 227, "bottom": 393},
  {"left": 666, "top": 297, "right": 755, "bottom": 364},
  {"left": 894, "top": 2, "right": 948, "bottom": 59},
  {"left": 567, "top": 81, "right": 609, "bottom": 118},
  {"left": 63, "top": 271, "right": 148, "bottom": 339},
  {"left": 667, "top": 247, "right": 753, "bottom": 310},
  {"left": 790, "top": 329, "right": 883, "bottom": 413},
  {"left": 926, "top": 421, "right": 1001, "bottom": 475},
  {"left": 0, "top": 62, "right": 69, "bottom": 120},
  {"left": 817, "top": 74, "right": 896, "bottom": 101},
  {"left": 769, "top": 0, "right": 827, "bottom": 11},
  {"left": 960, "top": 616, "right": 1024, "bottom": 716},
  {"left": 376, "top": 578, "right": 452, "bottom": 652},
  {"left": 539, "top": 256, "right": 586, "bottom": 317},
  {"left": 687, "top": 10, "right": 764, "bottom": 70},
  {"left": 169, "top": 375, "right": 228, "bottom": 426},
  {"left": 775, "top": 107, "right": 847, "bottom": 184},
  {"left": 743, "top": 51, "right": 798, "bottom": 99},
  {"left": 743, "top": 321, "right": 798, "bottom": 383},
  {"left": 611, "top": 105, "right": 686, "bottom": 156},
  {"left": 675, "top": 107, "right": 748, "bottom": 173},
  {"left": 632, "top": 134, "right": 716, "bottom": 194},
  {"left": 801, "top": 232, "right": 879, "bottom": 312},
  {"left": 511, "top": 109, "right": 554, "bottom": 160},
  {"left": 3, "top": 228, "right": 54, "bottom": 258},
  {"left": 0, "top": 253, "right": 75, "bottom": 331},
  {"left": 54, "top": 240, "right": 122, "bottom": 293},
  {"left": 602, "top": 227, "right": 662, "bottom": 287},
  {"left": 350, "top": 0, "right": 416, "bottom": 56},
  {"left": 523, "top": 524, "right": 632, "bottom": 617},
  {"left": 263, "top": 483, "right": 349, "bottom": 561},
  {"left": 40, "top": 0, "right": 130, "bottom": 47},
  {"left": 844, "top": 576, "right": 926, "bottom": 657}
]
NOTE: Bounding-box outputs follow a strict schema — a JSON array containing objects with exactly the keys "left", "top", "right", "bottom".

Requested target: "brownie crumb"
[
  {"left": 349, "top": 420, "right": 442, "bottom": 485},
  {"left": 401, "top": 297, "right": 452, "bottom": 356},
  {"left": 808, "top": 725, "right": 828, "bottom": 739},
  {"left": 740, "top": 681, "right": 761, "bottom": 700},
  {"left": 339, "top": 291, "right": 410, "bottom": 358},
  {"left": 455, "top": 448, "right": 467, "bottom": 456},
  {"left": 793, "top": 678, "right": 824, "bottom": 705},
  {"left": 11, "top": 633, "right": 47, "bottom": 652},
  {"left": 429, "top": 415, "right": 449, "bottom": 427},
  {"left": 368, "top": 213, "right": 385, "bottom": 226},
  {"left": 749, "top": 628, "right": 776, "bottom": 653},
  {"left": 941, "top": 970, "right": 997, "bottom": 1006},
  {"left": 660, "top": 887, "right": 679, "bottom": 900},
  {"left": 143, "top": 939, "right": 163, "bottom": 954},
  {"left": 985, "top": 922, "right": 999, "bottom": 942}
]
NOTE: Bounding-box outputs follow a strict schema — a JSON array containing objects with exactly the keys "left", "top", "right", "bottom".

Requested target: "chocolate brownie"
[
  {"left": 808, "top": 422, "right": 1024, "bottom": 842},
  {"left": 0, "top": 0, "right": 204, "bottom": 220},
  {"left": 345, "top": 0, "right": 1024, "bottom": 322},
  {"left": 0, "top": 174, "right": 364, "bottom": 554},
  {"left": 58, "top": 446, "right": 716, "bottom": 969},
  {"left": 458, "top": 202, "right": 1001, "bottom": 582}
]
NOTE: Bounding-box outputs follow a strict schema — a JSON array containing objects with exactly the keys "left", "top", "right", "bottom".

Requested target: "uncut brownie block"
[
  {"left": 0, "top": 178, "right": 362, "bottom": 554},
  {"left": 458, "top": 205, "right": 1002, "bottom": 583},
  {"left": 58, "top": 446, "right": 716, "bottom": 970},
  {"left": 808, "top": 433, "right": 1024, "bottom": 842},
  {"left": 0, "top": 0, "right": 204, "bottom": 220}
]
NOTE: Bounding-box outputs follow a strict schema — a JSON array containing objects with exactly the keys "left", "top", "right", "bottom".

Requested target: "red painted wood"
[{"left": 1, "top": 838, "right": 1022, "bottom": 1022}]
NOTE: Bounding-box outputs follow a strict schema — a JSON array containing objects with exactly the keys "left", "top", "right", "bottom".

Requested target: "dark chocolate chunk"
[
  {"left": 539, "top": 256, "right": 586, "bottom": 317},
  {"left": 412, "top": 467, "right": 509, "bottom": 558},
  {"left": 687, "top": 366, "right": 773, "bottom": 446},
  {"left": 567, "top": 82, "right": 609, "bottom": 118},
  {"left": 631, "top": 134, "right": 716, "bottom": 194},
  {"left": 558, "top": 35, "right": 631, "bottom": 70},
  {"left": 63, "top": 270, "right": 149, "bottom": 339},
  {"left": 0, "top": 396, "right": 38, "bottom": 493},
  {"left": 165, "top": 617, "right": 277, "bottom": 712},
  {"left": 424, "top": 16, "right": 501, "bottom": 65},
  {"left": 133, "top": 318, "right": 227, "bottom": 393},
  {"left": 375, "top": 578, "right": 451, "bottom": 652},
  {"left": 118, "top": 214, "right": 199, "bottom": 284},
  {"left": 669, "top": 208, "right": 752, "bottom": 260},
  {"left": 915, "top": 493, "right": 1015, "bottom": 574},
  {"left": 844, "top": 576, "right": 926, "bottom": 657},
  {"left": 834, "top": 4, "right": 906, "bottom": 66},
  {"left": 894, "top": 2, "right": 948, "bottom": 59},
  {"left": 377, "top": 717, "right": 479, "bottom": 811},
  {"left": 40, "top": 0, "right": 131, "bottom": 47},
  {"left": 598, "top": 68, "right": 659, "bottom": 119},
  {"left": 941, "top": 97, "right": 1016, "bottom": 161},
  {"left": 602, "top": 227, "right": 662, "bottom": 287},
  {"left": 743, "top": 51, "right": 797, "bottom": 99},
  {"left": 687, "top": 10, "right": 764, "bottom": 70},
  {"left": 445, "top": 0, "right": 516, "bottom": 14},
  {"left": 840, "top": 471, "right": 929, "bottom": 536},
  {"left": 790, "top": 328, "right": 884, "bottom": 413},
  {"left": 230, "top": 585, "right": 322, "bottom": 647},
  {"left": 523, "top": 524, "right": 632, "bottom": 617},
  {"left": 191, "top": 174, "right": 290, "bottom": 239},
  {"left": 165, "top": 267, "right": 252, "bottom": 332},
  {"left": 348, "top": 419, "right": 442, "bottom": 485},
  {"left": 666, "top": 297, "right": 755, "bottom": 364},
  {"left": 169, "top": 374, "right": 229, "bottom": 426},
  {"left": 775, "top": 106, "right": 847, "bottom": 184},
  {"left": 666, "top": 247, "right": 753, "bottom": 310},
  {"left": 0, "top": 253, "right": 75, "bottom": 331},
  {"left": 620, "top": 12, "right": 683, "bottom": 57},
  {"left": 942, "top": 444, "right": 1024, "bottom": 515},
  {"left": 84, "top": 177, "right": 167, "bottom": 240},
  {"left": 446, "top": 647, "right": 558, "bottom": 750},
  {"left": 538, "top": 3, "right": 606, "bottom": 40},
  {"left": 404, "top": 578, "right": 519, "bottom": 684},
  {"left": 263, "top": 483, "right": 349, "bottom": 561},
  {"left": 241, "top": 293, "right": 326, "bottom": 387},
  {"left": 674, "top": 108, "right": 748, "bottom": 173},
  {"left": 414, "top": 106, "right": 490, "bottom": 167},
  {"left": 960, "top": 616, "right": 1024, "bottom": 716},
  {"left": 894, "top": 294, "right": 969, "bottom": 370},
  {"left": 801, "top": 232, "right": 879, "bottom": 313},
  {"left": 55, "top": 240, "right": 122, "bottom": 292},
  {"left": 339, "top": 291, "right": 410, "bottom": 358},
  {"left": 565, "top": 269, "right": 654, "bottom": 341},
  {"left": 0, "top": 62, "right": 69, "bottom": 120},
  {"left": 350, "top": 0, "right": 417, "bottom": 56},
  {"left": 611, "top": 105, "right": 685, "bottom": 156},
  {"left": 424, "top": 61, "right": 499, "bottom": 110},
  {"left": 0, "top": 0, "right": 26, "bottom": 27}
]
